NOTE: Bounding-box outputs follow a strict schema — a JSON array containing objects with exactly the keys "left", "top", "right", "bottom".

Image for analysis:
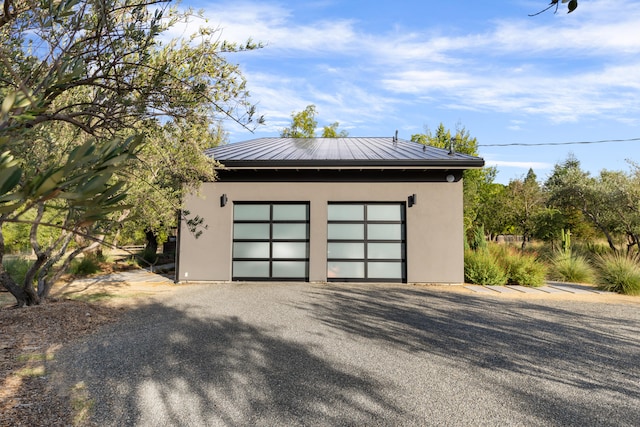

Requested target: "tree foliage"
[
  {"left": 0, "top": 0, "right": 262, "bottom": 306},
  {"left": 281, "top": 104, "right": 348, "bottom": 138},
  {"left": 545, "top": 156, "right": 640, "bottom": 253},
  {"left": 530, "top": 0, "right": 578, "bottom": 16},
  {"left": 411, "top": 123, "right": 496, "bottom": 234},
  {"left": 504, "top": 169, "right": 545, "bottom": 249}
]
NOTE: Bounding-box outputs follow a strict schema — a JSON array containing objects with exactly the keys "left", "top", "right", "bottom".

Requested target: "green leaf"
[
  {"left": 79, "top": 173, "right": 112, "bottom": 195},
  {"left": 99, "top": 153, "right": 131, "bottom": 168},
  {"left": 1, "top": 92, "right": 16, "bottom": 115},
  {"left": 32, "top": 169, "right": 64, "bottom": 197},
  {"left": 0, "top": 202, "right": 22, "bottom": 214},
  {"left": 0, "top": 167, "right": 22, "bottom": 196}
]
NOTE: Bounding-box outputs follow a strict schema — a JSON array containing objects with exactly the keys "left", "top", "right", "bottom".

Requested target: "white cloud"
[
  {"left": 174, "top": 0, "right": 640, "bottom": 134},
  {"left": 486, "top": 160, "right": 552, "bottom": 170}
]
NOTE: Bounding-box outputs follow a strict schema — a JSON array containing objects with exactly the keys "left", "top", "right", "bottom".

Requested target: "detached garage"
[{"left": 178, "top": 137, "right": 484, "bottom": 284}]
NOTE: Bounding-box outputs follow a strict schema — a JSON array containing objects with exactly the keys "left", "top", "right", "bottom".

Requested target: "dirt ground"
[
  {"left": 0, "top": 270, "right": 178, "bottom": 426},
  {"left": 1, "top": 274, "right": 637, "bottom": 426}
]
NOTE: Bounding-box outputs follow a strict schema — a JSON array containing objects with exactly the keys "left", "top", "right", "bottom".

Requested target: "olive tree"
[
  {"left": 530, "top": 0, "right": 578, "bottom": 16},
  {"left": 545, "top": 156, "right": 640, "bottom": 253},
  {"left": 0, "top": 0, "right": 262, "bottom": 306}
]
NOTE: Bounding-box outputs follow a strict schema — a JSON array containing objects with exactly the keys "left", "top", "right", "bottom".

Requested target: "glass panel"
[
  {"left": 273, "top": 223, "right": 308, "bottom": 240},
  {"left": 368, "top": 243, "right": 403, "bottom": 259},
  {"left": 234, "top": 204, "right": 270, "bottom": 221},
  {"left": 327, "top": 261, "right": 365, "bottom": 279},
  {"left": 367, "top": 204, "right": 403, "bottom": 221},
  {"left": 327, "top": 243, "right": 364, "bottom": 259},
  {"left": 368, "top": 262, "right": 403, "bottom": 279},
  {"left": 233, "top": 242, "right": 270, "bottom": 258},
  {"left": 273, "top": 204, "right": 308, "bottom": 221},
  {"left": 272, "top": 242, "right": 308, "bottom": 259},
  {"left": 233, "top": 261, "right": 270, "bottom": 277},
  {"left": 367, "top": 224, "right": 403, "bottom": 240},
  {"left": 328, "top": 204, "right": 364, "bottom": 221},
  {"left": 273, "top": 261, "right": 307, "bottom": 278},
  {"left": 233, "top": 223, "right": 270, "bottom": 240},
  {"left": 327, "top": 223, "right": 364, "bottom": 240}
]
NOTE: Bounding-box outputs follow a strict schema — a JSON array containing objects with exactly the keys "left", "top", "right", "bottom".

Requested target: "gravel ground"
[{"left": 53, "top": 282, "right": 640, "bottom": 426}]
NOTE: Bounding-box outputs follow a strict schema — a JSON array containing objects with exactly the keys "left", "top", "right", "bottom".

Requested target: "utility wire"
[{"left": 479, "top": 137, "right": 640, "bottom": 147}]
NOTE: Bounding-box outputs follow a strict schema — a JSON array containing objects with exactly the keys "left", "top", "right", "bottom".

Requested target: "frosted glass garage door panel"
[
  {"left": 233, "top": 242, "right": 270, "bottom": 258},
  {"left": 272, "top": 242, "right": 308, "bottom": 259},
  {"left": 368, "top": 243, "right": 403, "bottom": 259},
  {"left": 327, "top": 224, "right": 364, "bottom": 240},
  {"left": 272, "top": 204, "right": 308, "bottom": 221},
  {"left": 327, "top": 262, "right": 365, "bottom": 278},
  {"left": 233, "top": 223, "right": 270, "bottom": 240},
  {"left": 368, "top": 262, "right": 404, "bottom": 279},
  {"left": 367, "top": 205, "right": 403, "bottom": 221},
  {"left": 367, "top": 224, "right": 403, "bottom": 240},
  {"left": 233, "top": 261, "right": 270, "bottom": 277},
  {"left": 328, "top": 204, "right": 364, "bottom": 221},
  {"left": 272, "top": 223, "right": 308, "bottom": 240},
  {"left": 328, "top": 243, "right": 364, "bottom": 259},
  {"left": 273, "top": 261, "right": 307, "bottom": 278},
  {"left": 234, "top": 204, "right": 270, "bottom": 220}
]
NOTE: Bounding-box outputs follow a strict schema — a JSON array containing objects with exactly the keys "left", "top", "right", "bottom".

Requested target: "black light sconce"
[
  {"left": 408, "top": 194, "right": 417, "bottom": 207},
  {"left": 220, "top": 194, "right": 228, "bottom": 207}
]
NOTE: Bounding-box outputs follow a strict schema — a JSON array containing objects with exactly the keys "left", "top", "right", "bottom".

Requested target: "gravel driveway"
[{"left": 55, "top": 282, "right": 640, "bottom": 426}]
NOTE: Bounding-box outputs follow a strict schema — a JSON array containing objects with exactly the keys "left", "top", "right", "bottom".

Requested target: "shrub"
[
  {"left": 490, "top": 245, "right": 547, "bottom": 287},
  {"left": 578, "top": 241, "right": 614, "bottom": 258},
  {"left": 469, "top": 225, "right": 488, "bottom": 252},
  {"left": 69, "top": 254, "right": 102, "bottom": 276},
  {"left": 506, "top": 253, "right": 547, "bottom": 287},
  {"left": 595, "top": 253, "right": 640, "bottom": 295},
  {"left": 2, "top": 256, "right": 32, "bottom": 286},
  {"left": 548, "top": 252, "right": 596, "bottom": 284},
  {"left": 464, "top": 249, "right": 507, "bottom": 286}
]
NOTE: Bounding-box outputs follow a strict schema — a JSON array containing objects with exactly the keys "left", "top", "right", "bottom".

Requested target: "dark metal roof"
[{"left": 206, "top": 137, "right": 485, "bottom": 169}]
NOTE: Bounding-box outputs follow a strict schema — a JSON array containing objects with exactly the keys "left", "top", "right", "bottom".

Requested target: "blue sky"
[{"left": 175, "top": 0, "right": 640, "bottom": 184}]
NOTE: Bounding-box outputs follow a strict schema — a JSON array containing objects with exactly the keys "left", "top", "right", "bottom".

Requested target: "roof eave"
[{"left": 215, "top": 159, "right": 485, "bottom": 170}]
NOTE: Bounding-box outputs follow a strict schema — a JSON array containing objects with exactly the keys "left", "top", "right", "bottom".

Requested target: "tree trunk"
[
  {"left": 627, "top": 232, "right": 639, "bottom": 253},
  {"left": 144, "top": 229, "right": 158, "bottom": 255},
  {"left": 0, "top": 224, "right": 40, "bottom": 306},
  {"left": 584, "top": 211, "right": 618, "bottom": 253},
  {"left": 1, "top": 270, "right": 40, "bottom": 306}
]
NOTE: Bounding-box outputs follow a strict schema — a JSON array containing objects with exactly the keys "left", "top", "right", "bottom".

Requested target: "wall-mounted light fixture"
[
  {"left": 220, "top": 194, "right": 228, "bottom": 207},
  {"left": 408, "top": 194, "right": 417, "bottom": 207},
  {"left": 446, "top": 174, "right": 455, "bottom": 183}
]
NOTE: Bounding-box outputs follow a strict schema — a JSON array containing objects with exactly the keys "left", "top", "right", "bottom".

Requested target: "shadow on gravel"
[
  {"left": 55, "top": 301, "right": 404, "bottom": 426},
  {"left": 305, "top": 285, "right": 640, "bottom": 426}
]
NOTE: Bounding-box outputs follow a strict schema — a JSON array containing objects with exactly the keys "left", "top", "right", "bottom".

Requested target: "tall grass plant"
[
  {"left": 491, "top": 245, "right": 547, "bottom": 287},
  {"left": 548, "top": 252, "right": 596, "bottom": 284},
  {"left": 595, "top": 253, "right": 640, "bottom": 295}
]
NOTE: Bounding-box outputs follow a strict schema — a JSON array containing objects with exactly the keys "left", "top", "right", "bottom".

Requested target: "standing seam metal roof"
[{"left": 205, "top": 137, "right": 485, "bottom": 167}]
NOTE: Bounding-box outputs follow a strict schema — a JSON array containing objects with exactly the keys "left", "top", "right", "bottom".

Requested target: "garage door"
[
  {"left": 232, "top": 203, "right": 309, "bottom": 281},
  {"left": 327, "top": 203, "right": 406, "bottom": 282}
]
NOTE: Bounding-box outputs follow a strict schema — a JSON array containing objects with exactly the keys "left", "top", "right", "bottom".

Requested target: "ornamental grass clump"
[
  {"left": 548, "top": 252, "right": 596, "bottom": 284},
  {"left": 69, "top": 254, "right": 102, "bottom": 276},
  {"left": 464, "top": 249, "right": 507, "bottom": 286},
  {"left": 490, "top": 245, "right": 546, "bottom": 287},
  {"left": 2, "top": 257, "right": 32, "bottom": 286},
  {"left": 595, "top": 253, "right": 640, "bottom": 295},
  {"left": 505, "top": 252, "right": 547, "bottom": 287}
]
